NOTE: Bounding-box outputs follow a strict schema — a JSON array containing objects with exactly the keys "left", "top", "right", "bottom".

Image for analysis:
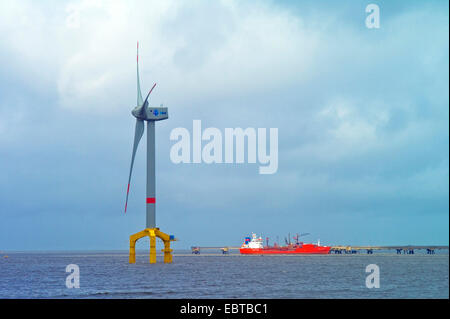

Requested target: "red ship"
[{"left": 240, "top": 233, "right": 331, "bottom": 255}]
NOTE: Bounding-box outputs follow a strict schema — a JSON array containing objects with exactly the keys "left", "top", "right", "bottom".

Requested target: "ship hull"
[{"left": 240, "top": 245, "right": 331, "bottom": 255}]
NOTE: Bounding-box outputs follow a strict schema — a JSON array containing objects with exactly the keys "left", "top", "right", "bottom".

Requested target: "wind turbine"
[{"left": 126, "top": 42, "right": 175, "bottom": 264}]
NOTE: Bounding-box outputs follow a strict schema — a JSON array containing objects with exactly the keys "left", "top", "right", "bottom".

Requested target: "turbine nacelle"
[{"left": 132, "top": 106, "right": 168, "bottom": 121}]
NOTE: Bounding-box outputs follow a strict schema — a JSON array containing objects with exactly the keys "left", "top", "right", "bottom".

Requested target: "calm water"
[{"left": 0, "top": 250, "right": 448, "bottom": 299}]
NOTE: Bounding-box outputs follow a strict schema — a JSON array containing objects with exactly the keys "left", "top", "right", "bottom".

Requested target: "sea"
[{"left": 0, "top": 250, "right": 448, "bottom": 299}]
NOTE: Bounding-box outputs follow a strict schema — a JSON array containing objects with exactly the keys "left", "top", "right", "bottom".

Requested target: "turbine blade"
[
  {"left": 142, "top": 83, "right": 157, "bottom": 110},
  {"left": 125, "top": 118, "right": 145, "bottom": 213},
  {"left": 137, "top": 41, "right": 143, "bottom": 106}
]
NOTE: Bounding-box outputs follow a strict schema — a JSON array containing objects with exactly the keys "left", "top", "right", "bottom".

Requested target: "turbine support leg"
[
  {"left": 129, "top": 229, "right": 148, "bottom": 264},
  {"left": 149, "top": 230, "right": 157, "bottom": 264},
  {"left": 129, "top": 240, "right": 136, "bottom": 264},
  {"left": 163, "top": 240, "right": 173, "bottom": 263}
]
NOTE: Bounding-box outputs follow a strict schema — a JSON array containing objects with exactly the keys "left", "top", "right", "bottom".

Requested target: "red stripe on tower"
[{"left": 146, "top": 197, "right": 156, "bottom": 204}]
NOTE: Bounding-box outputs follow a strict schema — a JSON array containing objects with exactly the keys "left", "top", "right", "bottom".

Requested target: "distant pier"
[
  {"left": 329, "top": 245, "right": 449, "bottom": 255},
  {"left": 191, "top": 246, "right": 240, "bottom": 254},
  {"left": 190, "top": 245, "right": 449, "bottom": 255}
]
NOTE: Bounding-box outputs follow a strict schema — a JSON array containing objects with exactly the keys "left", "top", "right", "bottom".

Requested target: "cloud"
[{"left": 1, "top": 0, "right": 321, "bottom": 113}]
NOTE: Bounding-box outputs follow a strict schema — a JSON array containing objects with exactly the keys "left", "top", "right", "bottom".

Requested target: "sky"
[{"left": 0, "top": 0, "right": 448, "bottom": 250}]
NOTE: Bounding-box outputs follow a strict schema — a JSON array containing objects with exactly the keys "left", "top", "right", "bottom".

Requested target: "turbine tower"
[{"left": 126, "top": 42, "right": 175, "bottom": 264}]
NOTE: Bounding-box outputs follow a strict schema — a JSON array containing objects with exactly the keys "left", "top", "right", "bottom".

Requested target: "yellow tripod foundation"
[{"left": 129, "top": 228, "right": 174, "bottom": 264}]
